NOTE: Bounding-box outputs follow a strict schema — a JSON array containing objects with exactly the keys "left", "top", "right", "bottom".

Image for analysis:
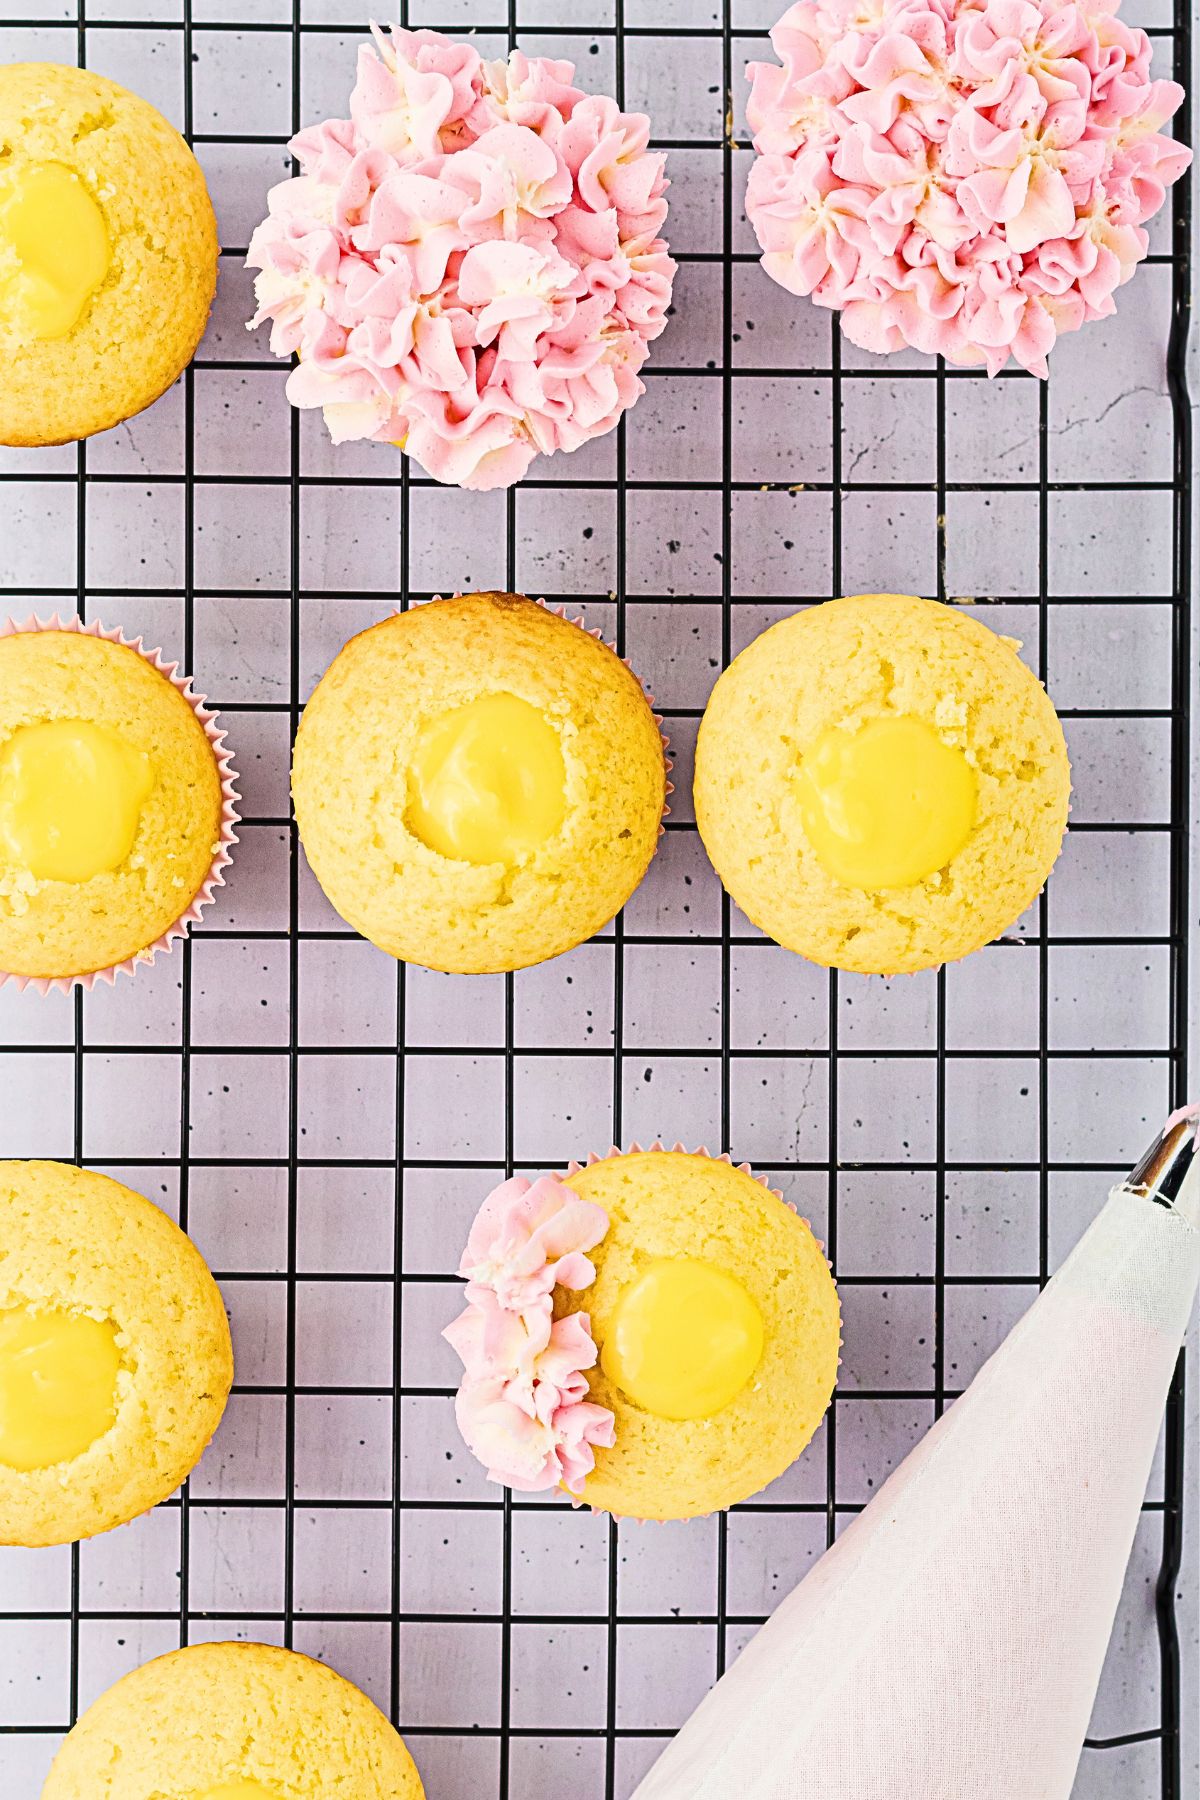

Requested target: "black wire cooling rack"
[{"left": 0, "top": 0, "right": 1193, "bottom": 1796}]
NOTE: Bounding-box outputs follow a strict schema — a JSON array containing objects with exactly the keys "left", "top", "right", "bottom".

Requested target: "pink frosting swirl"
[
  {"left": 745, "top": 0, "right": 1190, "bottom": 375},
  {"left": 443, "top": 1174, "right": 616, "bottom": 1495},
  {"left": 246, "top": 26, "right": 675, "bottom": 487}
]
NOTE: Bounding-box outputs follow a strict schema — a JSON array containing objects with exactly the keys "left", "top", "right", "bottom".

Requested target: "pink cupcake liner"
[
  {"left": 563, "top": 1141, "right": 842, "bottom": 1523},
  {"left": 410, "top": 593, "right": 675, "bottom": 829},
  {"left": 0, "top": 613, "right": 241, "bottom": 997}
]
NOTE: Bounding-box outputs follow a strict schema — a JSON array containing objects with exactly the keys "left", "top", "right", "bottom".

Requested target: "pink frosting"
[
  {"left": 246, "top": 27, "right": 675, "bottom": 487},
  {"left": 443, "top": 1174, "right": 616, "bottom": 1494},
  {"left": 745, "top": 0, "right": 1190, "bottom": 375}
]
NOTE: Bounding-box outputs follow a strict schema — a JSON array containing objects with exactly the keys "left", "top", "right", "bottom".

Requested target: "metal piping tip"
[{"left": 1122, "top": 1104, "right": 1200, "bottom": 1226}]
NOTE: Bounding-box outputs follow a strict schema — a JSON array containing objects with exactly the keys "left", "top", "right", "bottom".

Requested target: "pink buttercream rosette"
[
  {"left": 744, "top": 0, "right": 1190, "bottom": 375},
  {"left": 443, "top": 1173, "right": 617, "bottom": 1495},
  {"left": 246, "top": 25, "right": 676, "bottom": 488},
  {"left": 0, "top": 615, "right": 240, "bottom": 998}
]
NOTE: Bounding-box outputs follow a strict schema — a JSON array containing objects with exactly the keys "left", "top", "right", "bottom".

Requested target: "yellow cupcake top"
[
  {"left": 0, "top": 628, "right": 227, "bottom": 981},
  {"left": 562, "top": 1150, "right": 839, "bottom": 1521},
  {"left": 0, "top": 1161, "right": 232, "bottom": 1548},
  {"left": 695, "top": 593, "right": 1071, "bottom": 975},
  {"left": 293, "top": 594, "right": 668, "bottom": 974},
  {"left": 42, "top": 1641, "right": 425, "bottom": 1799},
  {"left": 0, "top": 62, "right": 218, "bottom": 446}
]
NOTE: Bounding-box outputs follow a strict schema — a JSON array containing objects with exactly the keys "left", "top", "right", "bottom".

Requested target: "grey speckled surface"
[{"left": 0, "top": 1, "right": 1196, "bottom": 1795}]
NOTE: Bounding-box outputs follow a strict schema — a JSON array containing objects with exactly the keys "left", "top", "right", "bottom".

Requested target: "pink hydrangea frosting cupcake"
[
  {"left": 247, "top": 26, "right": 675, "bottom": 488},
  {"left": 745, "top": 0, "right": 1190, "bottom": 374}
]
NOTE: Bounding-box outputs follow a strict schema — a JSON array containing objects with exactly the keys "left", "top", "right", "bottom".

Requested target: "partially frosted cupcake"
[
  {"left": 43, "top": 1641, "right": 425, "bottom": 1798},
  {"left": 293, "top": 593, "right": 668, "bottom": 974},
  {"left": 0, "top": 1161, "right": 232, "bottom": 1548},
  {"left": 247, "top": 24, "right": 675, "bottom": 488},
  {"left": 695, "top": 594, "right": 1070, "bottom": 974},
  {"left": 745, "top": 0, "right": 1190, "bottom": 375},
  {"left": 0, "top": 63, "right": 218, "bottom": 445},
  {"left": 0, "top": 617, "right": 237, "bottom": 990},
  {"left": 444, "top": 1148, "right": 840, "bottom": 1520}
]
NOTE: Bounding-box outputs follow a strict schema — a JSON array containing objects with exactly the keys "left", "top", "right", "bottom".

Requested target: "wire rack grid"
[{"left": 0, "top": 0, "right": 1194, "bottom": 1796}]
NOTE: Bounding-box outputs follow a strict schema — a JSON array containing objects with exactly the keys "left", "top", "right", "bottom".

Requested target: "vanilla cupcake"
[
  {"left": 293, "top": 593, "right": 668, "bottom": 974},
  {"left": 0, "top": 1161, "right": 232, "bottom": 1548},
  {"left": 0, "top": 63, "right": 218, "bottom": 446},
  {"left": 695, "top": 593, "right": 1070, "bottom": 975},
  {"left": 444, "top": 1147, "right": 840, "bottom": 1520},
  {"left": 42, "top": 1641, "right": 425, "bottom": 1798},
  {"left": 0, "top": 617, "right": 237, "bottom": 991}
]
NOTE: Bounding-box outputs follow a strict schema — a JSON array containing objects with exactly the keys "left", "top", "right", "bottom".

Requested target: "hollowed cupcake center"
[
  {"left": 197, "top": 1785, "right": 285, "bottom": 1799},
  {"left": 796, "top": 713, "right": 976, "bottom": 890},
  {"left": 0, "top": 1306, "right": 120, "bottom": 1470},
  {"left": 0, "top": 718, "right": 154, "bottom": 882},
  {"left": 600, "top": 1258, "right": 764, "bottom": 1421},
  {"left": 407, "top": 691, "right": 566, "bottom": 866},
  {"left": 0, "top": 161, "right": 111, "bottom": 340}
]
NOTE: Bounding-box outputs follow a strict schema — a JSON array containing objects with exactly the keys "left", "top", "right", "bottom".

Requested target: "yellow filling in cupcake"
[
  {"left": 0, "top": 718, "right": 154, "bottom": 883},
  {"left": 796, "top": 713, "right": 976, "bottom": 890},
  {"left": 407, "top": 691, "right": 566, "bottom": 866},
  {"left": 0, "top": 1307, "right": 121, "bottom": 1470},
  {"left": 0, "top": 161, "right": 111, "bottom": 340},
  {"left": 600, "top": 1258, "right": 764, "bottom": 1421}
]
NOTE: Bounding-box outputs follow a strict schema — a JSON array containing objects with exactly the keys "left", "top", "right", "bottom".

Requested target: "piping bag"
[{"left": 633, "top": 1106, "right": 1199, "bottom": 1800}]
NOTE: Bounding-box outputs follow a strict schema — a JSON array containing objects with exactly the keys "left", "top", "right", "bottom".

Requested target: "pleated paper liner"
[{"left": 0, "top": 613, "right": 240, "bottom": 997}]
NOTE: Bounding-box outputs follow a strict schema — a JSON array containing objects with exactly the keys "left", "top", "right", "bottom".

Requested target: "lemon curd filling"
[
  {"left": 406, "top": 690, "right": 566, "bottom": 866},
  {"left": 796, "top": 713, "right": 977, "bottom": 891},
  {"left": 197, "top": 1785, "right": 285, "bottom": 1799},
  {"left": 600, "top": 1258, "right": 764, "bottom": 1421},
  {"left": 0, "top": 718, "right": 155, "bottom": 883},
  {"left": 0, "top": 1307, "right": 121, "bottom": 1471},
  {"left": 0, "top": 161, "right": 111, "bottom": 341}
]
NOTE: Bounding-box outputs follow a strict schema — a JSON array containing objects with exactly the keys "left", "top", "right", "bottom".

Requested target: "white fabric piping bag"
[{"left": 633, "top": 1105, "right": 1200, "bottom": 1800}]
